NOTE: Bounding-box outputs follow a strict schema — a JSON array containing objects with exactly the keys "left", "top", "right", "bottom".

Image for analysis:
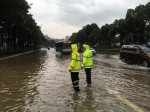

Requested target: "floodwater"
[{"left": 0, "top": 48, "right": 150, "bottom": 112}]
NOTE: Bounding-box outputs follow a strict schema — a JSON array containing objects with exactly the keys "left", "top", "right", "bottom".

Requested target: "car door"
[
  {"left": 126, "top": 46, "right": 135, "bottom": 62},
  {"left": 132, "top": 46, "right": 143, "bottom": 63}
]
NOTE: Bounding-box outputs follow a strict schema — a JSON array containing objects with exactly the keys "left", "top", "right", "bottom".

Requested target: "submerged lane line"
[{"left": 105, "top": 87, "right": 144, "bottom": 112}]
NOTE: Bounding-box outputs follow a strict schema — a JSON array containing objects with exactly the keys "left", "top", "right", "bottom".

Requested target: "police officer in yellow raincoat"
[
  {"left": 81, "top": 44, "right": 93, "bottom": 84},
  {"left": 68, "top": 44, "right": 80, "bottom": 92}
]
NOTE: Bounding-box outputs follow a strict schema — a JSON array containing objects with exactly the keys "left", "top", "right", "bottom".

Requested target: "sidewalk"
[{"left": 0, "top": 50, "right": 35, "bottom": 61}]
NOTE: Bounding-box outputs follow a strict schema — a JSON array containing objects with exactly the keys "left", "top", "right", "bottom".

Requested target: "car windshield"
[{"left": 140, "top": 46, "right": 150, "bottom": 52}]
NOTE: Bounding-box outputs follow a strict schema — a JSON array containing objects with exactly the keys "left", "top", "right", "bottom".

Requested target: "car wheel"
[
  {"left": 121, "top": 57, "right": 126, "bottom": 63},
  {"left": 142, "top": 60, "right": 149, "bottom": 67}
]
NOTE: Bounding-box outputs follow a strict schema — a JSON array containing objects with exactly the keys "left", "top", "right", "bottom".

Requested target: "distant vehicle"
[
  {"left": 90, "top": 47, "right": 96, "bottom": 55},
  {"left": 120, "top": 45, "right": 150, "bottom": 67},
  {"left": 146, "top": 39, "right": 150, "bottom": 48},
  {"left": 78, "top": 46, "right": 96, "bottom": 55},
  {"left": 55, "top": 41, "right": 72, "bottom": 54},
  {"left": 48, "top": 46, "right": 50, "bottom": 50}
]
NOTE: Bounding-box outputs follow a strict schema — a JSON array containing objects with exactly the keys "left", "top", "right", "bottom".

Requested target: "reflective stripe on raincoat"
[
  {"left": 68, "top": 44, "right": 80, "bottom": 72},
  {"left": 81, "top": 44, "right": 93, "bottom": 68}
]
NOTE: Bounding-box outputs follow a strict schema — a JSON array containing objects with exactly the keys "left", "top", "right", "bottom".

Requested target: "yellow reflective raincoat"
[
  {"left": 68, "top": 44, "right": 80, "bottom": 72},
  {"left": 81, "top": 44, "right": 93, "bottom": 68}
]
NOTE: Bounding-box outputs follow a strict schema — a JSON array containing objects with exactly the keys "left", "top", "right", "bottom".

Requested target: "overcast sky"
[{"left": 26, "top": 0, "right": 149, "bottom": 39}]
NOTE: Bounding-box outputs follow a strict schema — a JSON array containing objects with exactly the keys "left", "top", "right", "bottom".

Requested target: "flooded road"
[{"left": 0, "top": 48, "right": 150, "bottom": 112}]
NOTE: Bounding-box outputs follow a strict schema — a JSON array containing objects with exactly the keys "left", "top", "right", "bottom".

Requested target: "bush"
[
  {"left": 3, "top": 50, "right": 13, "bottom": 55},
  {"left": 0, "top": 51, "right": 4, "bottom": 57}
]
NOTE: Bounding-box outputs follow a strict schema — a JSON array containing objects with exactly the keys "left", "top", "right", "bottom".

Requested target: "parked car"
[
  {"left": 120, "top": 45, "right": 150, "bottom": 67},
  {"left": 90, "top": 47, "right": 96, "bottom": 55},
  {"left": 146, "top": 39, "right": 150, "bottom": 48}
]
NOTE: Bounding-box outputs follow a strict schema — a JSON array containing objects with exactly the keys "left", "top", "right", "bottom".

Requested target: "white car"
[{"left": 90, "top": 47, "right": 96, "bottom": 55}]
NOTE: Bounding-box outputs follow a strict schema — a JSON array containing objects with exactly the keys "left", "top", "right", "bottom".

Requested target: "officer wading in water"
[
  {"left": 81, "top": 44, "right": 93, "bottom": 85},
  {"left": 68, "top": 44, "right": 80, "bottom": 92}
]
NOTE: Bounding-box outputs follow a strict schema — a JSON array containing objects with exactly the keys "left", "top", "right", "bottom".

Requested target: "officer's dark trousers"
[
  {"left": 85, "top": 68, "right": 92, "bottom": 84},
  {"left": 70, "top": 72, "right": 80, "bottom": 91}
]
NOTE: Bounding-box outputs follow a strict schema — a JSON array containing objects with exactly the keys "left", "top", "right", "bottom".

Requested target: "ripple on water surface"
[{"left": 0, "top": 49, "right": 150, "bottom": 111}]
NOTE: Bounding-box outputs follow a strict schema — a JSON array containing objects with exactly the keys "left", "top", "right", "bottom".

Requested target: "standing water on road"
[{"left": 0, "top": 48, "right": 150, "bottom": 112}]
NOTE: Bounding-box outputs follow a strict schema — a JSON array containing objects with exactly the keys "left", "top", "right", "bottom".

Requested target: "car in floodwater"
[
  {"left": 120, "top": 45, "right": 150, "bottom": 67},
  {"left": 90, "top": 47, "right": 96, "bottom": 55},
  {"left": 78, "top": 47, "right": 96, "bottom": 55},
  {"left": 55, "top": 41, "right": 72, "bottom": 54}
]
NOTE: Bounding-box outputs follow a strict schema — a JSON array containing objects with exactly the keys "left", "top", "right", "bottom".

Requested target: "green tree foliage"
[
  {"left": 0, "top": 0, "right": 46, "bottom": 51},
  {"left": 134, "top": 5, "right": 146, "bottom": 44},
  {"left": 43, "top": 39, "right": 56, "bottom": 47},
  {"left": 114, "top": 19, "right": 126, "bottom": 46},
  {"left": 100, "top": 24, "right": 109, "bottom": 46},
  {"left": 88, "top": 24, "right": 100, "bottom": 46},
  {"left": 108, "top": 24, "right": 118, "bottom": 47},
  {"left": 125, "top": 2, "right": 150, "bottom": 44},
  {"left": 69, "top": 2, "right": 150, "bottom": 48},
  {"left": 125, "top": 9, "right": 136, "bottom": 43},
  {"left": 69, "top": 33, "right": 77, "bottom": 43},
  {"left": 70, "top": 23, "right": 100, "bottom": 46}
]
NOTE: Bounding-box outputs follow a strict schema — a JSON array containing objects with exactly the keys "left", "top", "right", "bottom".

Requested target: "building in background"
[{"left": 65, "top": 35, "right": 70, "bottom": 40}]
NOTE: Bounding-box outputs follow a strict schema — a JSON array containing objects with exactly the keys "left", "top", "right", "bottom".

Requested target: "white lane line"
[{"left": 105, "top": 87, "right": 144, "bottom": 112}]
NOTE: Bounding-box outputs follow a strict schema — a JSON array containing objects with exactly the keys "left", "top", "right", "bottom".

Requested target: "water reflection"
[
  {"left": 81, "top": 85, "right": 96, "bottom": 111},
  {"left": 93, "top": 59, "right": 150, "bottom": 112},
  {"left": 0, "top": 49, "right": 150, "bottom": 111},
  {"left": 69, "top": 85, "right": 97, "bottom": 112},
  {"left": 0, "top": 50, "right": 49, "bottom": 111},
  {"left": 71, "top": 92, "right": 80, "bottom": 112}
]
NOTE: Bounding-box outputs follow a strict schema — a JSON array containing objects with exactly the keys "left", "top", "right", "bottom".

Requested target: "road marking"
[{"left": 105, "top": 87, "right": 144, "bottom": 112}]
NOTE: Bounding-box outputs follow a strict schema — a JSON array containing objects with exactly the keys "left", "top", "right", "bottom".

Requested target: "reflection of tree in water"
[
  {"left": 71, "top": 85, "right": 97, "bottom": 112},
  {"left": 55, "top": 53, "right": 71, "bottom": 67}
]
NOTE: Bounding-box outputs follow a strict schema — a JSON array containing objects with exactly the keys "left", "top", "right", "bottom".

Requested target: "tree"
[
  {"left": 108, "top": 24, "right": 118, "bottom": 47},
  {"left": 125, "top": 8, "right": 136, "bottom": 44},
  {"left": 100, "top": 24, "right": 111, "bottom": 47},
  {"left": 69, "top": 33, "right": 77, "bottom": 43},
  {"left": 134, "top": 5, "right": 146, "bottom": 44},
  {"left": 113, "top": 19, "right": 126, "bottom": 46},
  {"left": 77, "top": 29, "right": 87, "bottom": 44},
  {"left": 0, "top": 0, "right": 45, "bottom": 51}
]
